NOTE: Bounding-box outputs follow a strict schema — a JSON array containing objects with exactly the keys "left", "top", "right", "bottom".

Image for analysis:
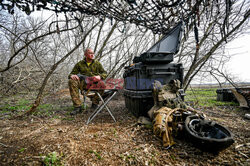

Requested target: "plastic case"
[
  {"left": 133, "top": 52, "right": 174, "bottom": 64},
  {"left": 124, "top": 89, "right": 153, "bottom": 117},
  {"left": 216, "top": 88, "right": 236, "bottom": 102},
  {"left": 133, "top": 22, "right": 183, "bottom": 64},
  {"left": 123, "top": 62, "right": 184, "bottom": 90},
  {"left": 123, "top": 22, "right": 184, "bottom": 117}
]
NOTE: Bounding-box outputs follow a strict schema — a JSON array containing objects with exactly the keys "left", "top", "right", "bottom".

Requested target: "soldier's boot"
[
  {"left": 91, "top": 103, "right": 98, "bottom": 109},
  {"left": 91, "top": 97, "right": 99, "bottom": 109},
  {"left": 90, "top": 90, "right": 104, "bottom": 109},
  {"left": 70, "top": 106, "right": 82, "bottom": 115}
]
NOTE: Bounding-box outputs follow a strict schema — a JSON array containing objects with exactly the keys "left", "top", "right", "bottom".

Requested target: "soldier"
[{"left": 68, "top": 48, "right": 107, "bottom": 115}]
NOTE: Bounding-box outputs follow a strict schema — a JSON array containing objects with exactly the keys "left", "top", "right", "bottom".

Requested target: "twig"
[
  {"left": 238, "top": 151, "right": 249, "bottom": 158},
  {"left": 30, "top": 115, "right": 51, "bottom": 128},
  {"left": 235, "top": 143, "right": 250, "bottom": 149},
  {"left": 21, "top": 126, "right": 45, "bottom": 139},
  {"left": 189, "top": 84, "right": 199, "bottom": 105},
  {"left": 124, "top": 123, "right": 138, "bottom": 130},
  {"left": 235, "top": 143, "right": 250, "bottom": 159},
  {"left": 0, "top": 142, "right": 9, "bottom": 147}
]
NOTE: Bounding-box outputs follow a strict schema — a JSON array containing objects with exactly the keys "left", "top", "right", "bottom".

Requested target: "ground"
[{"left": 0, "top": 89, "right": 249, "bottom": 165}]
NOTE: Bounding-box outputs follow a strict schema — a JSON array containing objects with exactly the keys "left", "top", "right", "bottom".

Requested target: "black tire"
[{"left": 184, "top": 115, "right": 234, "bottom": 152}]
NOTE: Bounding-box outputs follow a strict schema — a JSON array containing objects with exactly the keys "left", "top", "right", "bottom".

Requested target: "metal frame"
[{"left": 86, "top": 90, "right": 117, "bottom": 125}]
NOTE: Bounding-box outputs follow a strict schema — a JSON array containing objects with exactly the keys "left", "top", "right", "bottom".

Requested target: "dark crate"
[
  {"left": 133, "top": 52, "right": 173, "bottom": 64},
  {"left": 124, "top": 89, "right": 154, "bottom": 117},
  {"left": 123, "top": 22, "right": 184, "bottom": 117},
  {"left": 216, "top": 88, "right": 236, "bottom": 102},
  {"left": 133, "top": 22, "right": 183, "bottom": 64},
  {"left": 123, "top": 62, "right": 183, "bottom": 91}
]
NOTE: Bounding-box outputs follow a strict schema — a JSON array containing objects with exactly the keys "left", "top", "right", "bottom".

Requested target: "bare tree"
[
  {"left": 23, "top": 20, "right": 100, "bottom": 115},
  {"left": 0, "top": 12, "right": 82, "bottom": 95},
  {"left": 176, "top": 0, "right": 250, "bottom": 90},
  {"left": 0, "top": 13, "right": 79, "bottom": 73}
]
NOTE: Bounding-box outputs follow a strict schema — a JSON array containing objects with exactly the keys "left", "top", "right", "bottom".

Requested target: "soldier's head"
[{"left": 84, "top": 48, "right": 95, "bottom": 61}]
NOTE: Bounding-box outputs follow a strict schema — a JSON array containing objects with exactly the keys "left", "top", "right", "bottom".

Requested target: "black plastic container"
[
  {"left": 216, "top": 88, "right": 236, "bottom": 102},
  {"left": 133, "top": 22, "right": 183, "bottom": 64},
  {"left": 124, "top": 89, "right": 153, "bottom": 117},
  {"left": 123, "top": 22, "right": 184, "bottom": 117},
  {"left": 133, "top": 52, "right": 174, "bottom": 64},
  {"left": 123, "top": 62, "right": 183, "bottom": 90}
]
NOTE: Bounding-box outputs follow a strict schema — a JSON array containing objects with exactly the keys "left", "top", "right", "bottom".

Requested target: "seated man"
[{"left": 68, "top": 48, "right": 107, "bottom": 115}]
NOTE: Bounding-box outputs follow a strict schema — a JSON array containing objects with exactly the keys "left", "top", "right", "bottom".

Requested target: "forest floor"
[{"left": 0, "top": 89, "right": 249, "bottom": 165}]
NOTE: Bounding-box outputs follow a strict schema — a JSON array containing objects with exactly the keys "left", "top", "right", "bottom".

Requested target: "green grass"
[
  {"left": 185, "top": 88, "right": 238, "bottom": 107},
  {"left": 18, "top": 148, "right": 26, "bottom": 153},
  {"left": 0, "top": 99, "right": 31, "bottom": 113},
  {"left": 0, "top": 97, "right": 58, "bottom": 117},
  {"left": 42, "top": 152, "right": 64, "bottom": 166},
  {"left": 88, "top": 150, "right": 102, "bottom": 160},
  {"left": 32, "top": 104, "right": 55, "bottom": 116},
  {"left": 62, "top": 117, "right": 74, "bottom": 121},
  {"left": 37, "top": 103, "right": 53, "bottom": 110},
  {"left": 120, "top": 153, "right": 136, "bottom": 162}
]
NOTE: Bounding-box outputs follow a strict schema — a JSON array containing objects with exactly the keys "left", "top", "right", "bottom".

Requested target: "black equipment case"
[
  {"left": 123, "top": 62, "right": 184, "bottom": 117},
  {"left": 133, "top": 22, "right": 182, "bottom": 64},
  {"left": 123, "top": 90, "right": 154, "bottom": 117},
  {"left": 123, "top": 22, "right": 184, "bottom": 117},
  {"left": 216, "top": 88, "right": 236, "bottom": 102},
  {"left": 123, "top": 62, "right": 183, "bottom": 90}
]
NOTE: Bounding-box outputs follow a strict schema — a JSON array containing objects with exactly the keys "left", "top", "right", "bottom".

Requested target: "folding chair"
[{"left": 82, "top": 89, "right": 118, "bottom": 125}]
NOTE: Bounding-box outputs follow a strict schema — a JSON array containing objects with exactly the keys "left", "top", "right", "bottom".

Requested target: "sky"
[{"left": 226, "top": 34, "right": 250, "bottom": 82}]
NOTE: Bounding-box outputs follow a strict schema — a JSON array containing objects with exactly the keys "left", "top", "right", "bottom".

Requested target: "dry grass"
[{"left": 0, "top": 89, "right": 249, "bottom": 165}]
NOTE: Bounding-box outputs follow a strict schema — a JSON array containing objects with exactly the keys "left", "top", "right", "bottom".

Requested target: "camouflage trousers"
[{"left": 68, "top": 79, "right": 104, "bottom": 107}]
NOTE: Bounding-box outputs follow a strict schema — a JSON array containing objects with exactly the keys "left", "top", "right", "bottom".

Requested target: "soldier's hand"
[
  {"left": 71, "top": 75, "right": 80, "bottom": 81},
  {"left": 93, "top": 75, "right": 101, "bottom": 82}
]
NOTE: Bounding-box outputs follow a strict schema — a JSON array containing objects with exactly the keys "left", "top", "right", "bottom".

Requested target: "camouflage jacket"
[{"left": 68, "top": 58, "right": 107, "bottom": 80}]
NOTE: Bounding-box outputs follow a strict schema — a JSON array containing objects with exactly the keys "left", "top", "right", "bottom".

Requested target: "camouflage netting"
[{"left": 1, "top": 0, "right": 234, "bottom": 34}]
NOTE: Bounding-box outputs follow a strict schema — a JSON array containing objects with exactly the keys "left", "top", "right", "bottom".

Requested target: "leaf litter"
[{"left": 0, "top": 90, "right": 249, "bottom": 165}]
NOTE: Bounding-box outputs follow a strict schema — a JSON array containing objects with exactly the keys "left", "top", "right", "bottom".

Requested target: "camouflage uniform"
[
  {"left": 150, "top": 80, "right": 190, "bottom": 147},
  {"left": 153, "top": 80, "right": 187, "bottom": 109},
  {"left": 68, "top": 58, "right": 107, "bottom": 107}
]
